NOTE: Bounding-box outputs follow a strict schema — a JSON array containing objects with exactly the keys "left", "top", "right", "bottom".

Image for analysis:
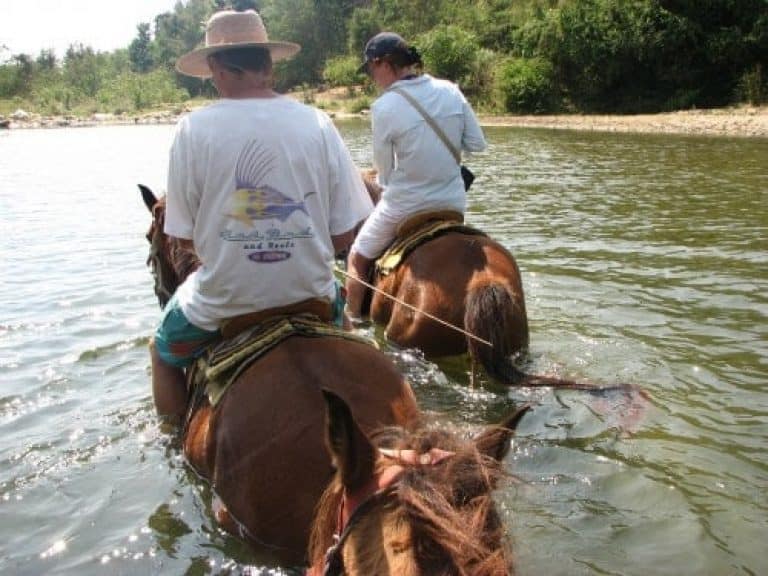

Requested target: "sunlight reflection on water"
[{"left": 0, "top": 122, "right": 765, "bottom": 575}]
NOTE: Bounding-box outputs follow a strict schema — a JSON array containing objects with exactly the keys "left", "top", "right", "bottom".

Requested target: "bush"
[
  {"left": 494, "top": 57, "right": 558, "bottom": 114},
  {"left": 96, "top": 69, "right": 186, "bottom": 113},
  {"left": 348, "top": 96, "right": 372, "bottom": 114},
  {"left": 416, "top": 25, "right": 480, "bottom": 84},
  {"left": 323, "top": 55, "right": 364, "bottom": 87},
  {"left": 467, "top": 48, "right": 498, "bottom": 105}
]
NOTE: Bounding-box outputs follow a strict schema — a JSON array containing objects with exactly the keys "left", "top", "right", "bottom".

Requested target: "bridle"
[
  {"left": 145, "top": 204, "right": 176, "bottom": 309},
  {"left": 315, "top": 448, "right": 454, "bottom": 576}
]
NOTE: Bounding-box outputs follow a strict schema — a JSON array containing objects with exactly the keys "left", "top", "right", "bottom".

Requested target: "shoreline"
[
  {"left": 2, "top": 104, "right": 767, "bottom": 139},
  {"left": 478, "top": 106, "right": 768, "bottom": 138}
]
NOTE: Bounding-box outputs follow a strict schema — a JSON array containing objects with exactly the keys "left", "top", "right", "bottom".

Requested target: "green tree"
[
  {"left": 11, "top": 54, "right": 34, "bottom": 95},
  {"left": 348, "top": 8, "right": 381, "bottom": 56},
  {"left": 129, "top": 23, "right": 154, "bottom": 73},
  {"left": 659, "top": 0, "right": 768, "bottom": 104},
  {"left": 214, "top": 0, "right": 261, "bottom": 10},
  {"left": 36, "top": 49, "right": 57, "bottom": 71},
  {"left": 63, "top": 44, "right": 102, "bottom": 98},
  {"left": 323, "top": 55, "right": 364, "bottom": 87},
  {"left": 261, "top": 0, "right": 351, "bottom": 89},
  {"left": 367, "top": 0, "right": 447, "bottom": 39}
]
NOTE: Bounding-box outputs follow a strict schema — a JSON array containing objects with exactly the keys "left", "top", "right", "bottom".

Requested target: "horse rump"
[{"left": 464, "top": 282, "right": 530, "bottom": 385}]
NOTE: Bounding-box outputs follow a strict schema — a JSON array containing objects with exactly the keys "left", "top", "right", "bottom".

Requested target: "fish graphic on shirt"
[
  {"left": 227, "top": 139, "right": 314, "bottom": 226},
  {"left": 229, "top": 186, "right": 311, "bottom": 224}
]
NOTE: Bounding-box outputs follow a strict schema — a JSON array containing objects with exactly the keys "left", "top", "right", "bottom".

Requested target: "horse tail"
[
  {"left": 465, "top": 282, "right": 529, "bottom": 385},
  {"left": 465, "top": 283, "right": 627, "bottom": 392}
]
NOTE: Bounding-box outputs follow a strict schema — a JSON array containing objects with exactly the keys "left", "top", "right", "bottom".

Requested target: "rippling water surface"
[{"left": 1, "top": 122, "right": 766, "bottom": 575}]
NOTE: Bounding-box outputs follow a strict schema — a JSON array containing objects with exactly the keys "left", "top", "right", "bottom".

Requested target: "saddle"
[
  {"left": 185, "top": 299, "right": 376, "bottom": 411},
  {"left": 375, "top": 210, "right": 486, "bottom": 278}
]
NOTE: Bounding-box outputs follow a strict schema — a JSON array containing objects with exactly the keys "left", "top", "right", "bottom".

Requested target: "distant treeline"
[{"left": 1, "top": 0, "right": 766, "bottom": 116}]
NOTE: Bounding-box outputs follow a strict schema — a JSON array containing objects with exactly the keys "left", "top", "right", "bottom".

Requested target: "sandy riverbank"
[
  {"left": 479, "top": 106, "right": 768, "bottom": 138},
  {"left": 2, "top": 102, "right": 766, "bottom": 138}
]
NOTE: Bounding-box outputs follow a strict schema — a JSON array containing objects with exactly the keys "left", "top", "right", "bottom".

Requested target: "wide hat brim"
[{"left": 176, "top": 41, "right": 301, "bottom": 78}]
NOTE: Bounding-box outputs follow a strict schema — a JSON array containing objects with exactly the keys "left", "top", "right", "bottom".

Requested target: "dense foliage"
[{"left": 1, "top": 0, "right": 766, "bottom": 115}]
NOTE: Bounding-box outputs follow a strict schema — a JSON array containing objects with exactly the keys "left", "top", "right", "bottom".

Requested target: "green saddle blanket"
[
  {"left": 191, "top": 313, "right": 376, "bottom": 407},
  {"left": 375, "top": 220, "right": 486, "bottom": 278}
]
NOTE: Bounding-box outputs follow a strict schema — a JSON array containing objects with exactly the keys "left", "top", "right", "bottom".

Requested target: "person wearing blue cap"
[{"left": 344, "top": 32, "right": 487, "bottom": 321}]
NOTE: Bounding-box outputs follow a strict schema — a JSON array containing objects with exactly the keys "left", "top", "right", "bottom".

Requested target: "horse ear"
[
  {"left": 321, "top": 389, "right": 377, "bottom": 492},
  {"left": 139, "top": 184, "right": 158, "bottom": 213},
  {"left": 474, "top": 403, "right": 532, "bottom": 462}
]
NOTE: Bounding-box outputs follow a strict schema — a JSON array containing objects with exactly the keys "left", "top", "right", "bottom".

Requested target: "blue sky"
[{"left": 0, "top": 0, "right": 181, "bottom": 60}]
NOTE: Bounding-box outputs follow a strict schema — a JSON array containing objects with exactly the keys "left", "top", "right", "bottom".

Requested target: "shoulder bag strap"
[{"left": 389, "top": 86, "right": 461, "bottom": 165}]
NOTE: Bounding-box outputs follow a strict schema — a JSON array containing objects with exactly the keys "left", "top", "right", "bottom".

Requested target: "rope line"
[{"left": 334, "top": 266, "right": 493, "bottom": 348}]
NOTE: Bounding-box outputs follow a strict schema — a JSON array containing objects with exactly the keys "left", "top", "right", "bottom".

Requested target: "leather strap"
[
  {"left": 219, "top": 297, "right": 332, "bottom": 339},
  {"left": 389, "top": 86, "right": 461, "bottom": 165}
]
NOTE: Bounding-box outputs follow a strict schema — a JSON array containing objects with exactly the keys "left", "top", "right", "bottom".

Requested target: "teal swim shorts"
[{"left": 154, "top": 293, "right": 220, "bottom": 368}]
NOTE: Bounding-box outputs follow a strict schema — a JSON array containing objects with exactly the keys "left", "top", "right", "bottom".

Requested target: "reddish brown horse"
[
  {"left": 359, "top": 176, "right": 646, "bottom": 396},
  {"left": 368, "top": 220, "right": 531, "bottom": 386},
  {"left": 139, "top": 185, "right": 420, "bottom": 565},
  {"left": 359, "top": 177, "right": 581, "bottom": 389},
  {"left": 357, "top": 175, "right": 531, "bottom": 384},
  {"left": 308, "top": 390, "right": 531, "bottom": 576}
]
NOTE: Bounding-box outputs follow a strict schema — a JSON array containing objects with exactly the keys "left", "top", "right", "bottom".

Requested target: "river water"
[{"left": 0, "top": 121, "right": 766, "bottom": 575}]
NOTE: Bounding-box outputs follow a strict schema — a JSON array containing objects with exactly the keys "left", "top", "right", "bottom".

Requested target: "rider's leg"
[
  {"left": 345, "top": 249, "right": 372, "bottom": 320},
  {"left": 149, "top": 337, "right": 188, "bottom": 420},
  {"left": 151, "top": 293, "right": 220, "bottom": 420},
  {"left": 345, "top": 204, "right": 399, "bottom": 320}
]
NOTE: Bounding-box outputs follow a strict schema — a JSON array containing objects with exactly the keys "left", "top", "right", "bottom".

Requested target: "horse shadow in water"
[{"left": 139, "top": 183, "right": 539, "bottom": 569}]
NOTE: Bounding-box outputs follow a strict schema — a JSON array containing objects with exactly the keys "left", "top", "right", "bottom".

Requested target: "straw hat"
[{"left": 176, "top": 10, "right": 300, "bottom": 78}]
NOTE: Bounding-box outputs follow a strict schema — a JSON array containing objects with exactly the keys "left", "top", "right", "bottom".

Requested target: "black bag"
[{"left": 461, "top": 165, "right": 475, "bottom": 191}]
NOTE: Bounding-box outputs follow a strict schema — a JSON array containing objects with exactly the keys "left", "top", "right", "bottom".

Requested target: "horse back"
[
  {"left": 188, "top": 335, "right": 418, "bottom": 563},
  {"left": 372, "top": 232, "right": 526, "bottom": 357}
]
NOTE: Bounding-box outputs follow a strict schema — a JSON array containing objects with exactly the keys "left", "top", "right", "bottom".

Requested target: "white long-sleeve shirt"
[{"left": 371, "top": 74, "right": 487, "bottom": 217}]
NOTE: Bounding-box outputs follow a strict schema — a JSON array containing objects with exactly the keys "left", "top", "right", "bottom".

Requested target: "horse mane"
[
  {"left": 147, "top": 196, "right": 201, "bottom": 304},
  {"left": 361, "top": 169, "right": 382, "bottom": 205},
  {"left": 309, "top": 426, "right": 512, "bottom": 575}
]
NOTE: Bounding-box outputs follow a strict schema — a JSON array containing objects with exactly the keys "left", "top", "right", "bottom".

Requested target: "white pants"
[{"left": 350, "top": 202, "right": 403, "bottom": 259}]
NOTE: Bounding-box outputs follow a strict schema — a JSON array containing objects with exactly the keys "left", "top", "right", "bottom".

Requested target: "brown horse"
[
  {"left": 359, "top": 177, "right": 580, "bottom": 389},
  {"left": 308, "top": 389, "right": 531, "bottom": 576},
  {"left": 358, "top": 176, "right": 648, "bottom": 398},
  {"left": 139, "top": 185, "right": 420, "bottom": 565},
  {"left": 368, "top": 222, "right": 531, "bottom": 385}
]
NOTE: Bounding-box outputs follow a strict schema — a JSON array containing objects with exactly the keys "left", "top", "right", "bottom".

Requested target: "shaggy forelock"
[{"left": 309, "top": 426, "right": 512, "bottom": 576}]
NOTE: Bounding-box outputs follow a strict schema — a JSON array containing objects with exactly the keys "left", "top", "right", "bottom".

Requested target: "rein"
[
  {"left": 316, "top": 448, "right": 455, "bottom": 576},
  {"left": 334, "top": 266, "right": 493, "bottom": 349},
  {"left": 147, "top": 216, "right": 174, "bottom": 307}
]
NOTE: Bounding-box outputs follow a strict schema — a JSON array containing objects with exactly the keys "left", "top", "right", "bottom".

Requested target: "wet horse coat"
[
  {"left": 370, "top": 222, "right": 530, "bottom": 362},
  {"left": 357, "top": 181, "right": 531, "bottom": 385}
]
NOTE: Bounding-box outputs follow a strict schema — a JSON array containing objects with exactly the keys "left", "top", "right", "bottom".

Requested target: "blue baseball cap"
[{"left": 357, "top": 32, "right": 411, "bottom": 74}]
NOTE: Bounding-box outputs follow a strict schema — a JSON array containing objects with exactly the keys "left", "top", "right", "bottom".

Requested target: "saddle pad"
[
  {"left": 376, "top": 220, "right": 486, "bottom": 278},
  {"left": 194, "top": 313, "right": 377, "bottom": 407}
]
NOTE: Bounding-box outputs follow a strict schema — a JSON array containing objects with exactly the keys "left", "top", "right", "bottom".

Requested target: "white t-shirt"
[
  {"left": 372, "top": 74, "right": 487, "bottom": 217},
  {"left": 164, "top": 97, "right": 372, "bottom": 331}
]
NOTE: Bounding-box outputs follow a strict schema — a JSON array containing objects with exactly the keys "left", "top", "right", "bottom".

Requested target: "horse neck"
[{"left": 150, "top": 201, "right": 200, "bottom": 292}]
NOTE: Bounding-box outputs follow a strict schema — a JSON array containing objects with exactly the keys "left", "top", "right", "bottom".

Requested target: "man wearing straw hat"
[{"left": 150, "top": 10, "right": 373, "bottom": 417}]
